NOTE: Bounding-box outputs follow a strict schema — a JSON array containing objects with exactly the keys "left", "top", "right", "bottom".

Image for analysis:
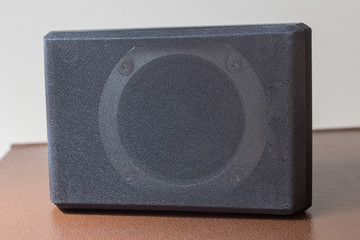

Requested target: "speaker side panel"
[{"left": 290, "top": 24, "right": 312, "bottom": 213}]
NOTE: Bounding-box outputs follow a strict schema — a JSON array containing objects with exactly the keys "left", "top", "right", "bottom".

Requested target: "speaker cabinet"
[{"left": 44, "top": 23, "right": 312, "bottom": 215}]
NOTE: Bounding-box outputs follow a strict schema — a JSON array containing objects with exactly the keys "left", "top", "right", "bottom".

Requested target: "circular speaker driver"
[
  {"left": 117, "top": 54, "right": 245, "bottom": 184},
  {"left": 99, "top": 45, "right": 268, "bottom": 192}
]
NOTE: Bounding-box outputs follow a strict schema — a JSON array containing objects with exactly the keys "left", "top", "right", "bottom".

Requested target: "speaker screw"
[
  {"left": 226, "top": 58, "right": 242, "bottom": 73},
  {"left": 123, "top": 169, "right": 136, "bottom": 181},
  {"left": 229, "top": 168, "right": 244, "bottom": 184},
  {"left": 233, "top": 174, "right": 242, "bottom": 182},
  {"left": 118, "top": 58, "right": 134, "bottom": 76}
]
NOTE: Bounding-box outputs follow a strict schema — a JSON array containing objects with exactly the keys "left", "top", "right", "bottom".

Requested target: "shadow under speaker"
[{"left": 44, "top": 23, "right": 312, "bottom": 215}]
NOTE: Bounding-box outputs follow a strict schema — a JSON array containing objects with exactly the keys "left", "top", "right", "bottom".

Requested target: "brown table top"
[{"left": 1, "top": 130, "right": 360, "bottom": 239}]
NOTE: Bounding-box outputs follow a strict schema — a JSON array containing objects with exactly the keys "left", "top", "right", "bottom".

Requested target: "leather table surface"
[{"left": 0, "top": 130, "right": 359, "bottom": 239}]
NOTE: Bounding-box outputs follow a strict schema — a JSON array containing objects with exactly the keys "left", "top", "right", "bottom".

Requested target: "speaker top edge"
[{"left": 44, "top": 23, "right": 310, "bottom": 41}]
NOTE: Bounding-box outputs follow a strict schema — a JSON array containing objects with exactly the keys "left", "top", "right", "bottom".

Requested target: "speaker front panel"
[{"left": 44, "top": 24, "right": 312, "bottom": 214}]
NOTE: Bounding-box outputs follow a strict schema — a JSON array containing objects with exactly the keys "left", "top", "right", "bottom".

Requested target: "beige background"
[{"left": 0, "top": 0, "right": 359, "bottom": 157}]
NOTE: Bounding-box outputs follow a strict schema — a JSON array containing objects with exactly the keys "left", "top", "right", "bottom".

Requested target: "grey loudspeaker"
[{"left": 44, "top": 23, "right": 312, "bottom": 215}]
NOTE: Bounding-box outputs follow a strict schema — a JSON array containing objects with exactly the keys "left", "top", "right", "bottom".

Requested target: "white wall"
[{"left": 1, "top": 0, "right": 360, "bottom": 158}]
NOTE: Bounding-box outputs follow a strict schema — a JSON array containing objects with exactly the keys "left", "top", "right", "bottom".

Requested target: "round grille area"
[{"left": 117, "top": 54, "right": 244, "bottom": 184}]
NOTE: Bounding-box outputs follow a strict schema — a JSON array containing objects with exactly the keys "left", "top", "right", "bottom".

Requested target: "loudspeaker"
[{"left": 44, "top": 23, "right": 312, "bottom": 215}]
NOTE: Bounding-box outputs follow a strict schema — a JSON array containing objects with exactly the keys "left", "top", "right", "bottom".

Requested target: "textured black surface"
[{"left": 44, "top": 23, "right": 312, "bottom": 215}]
